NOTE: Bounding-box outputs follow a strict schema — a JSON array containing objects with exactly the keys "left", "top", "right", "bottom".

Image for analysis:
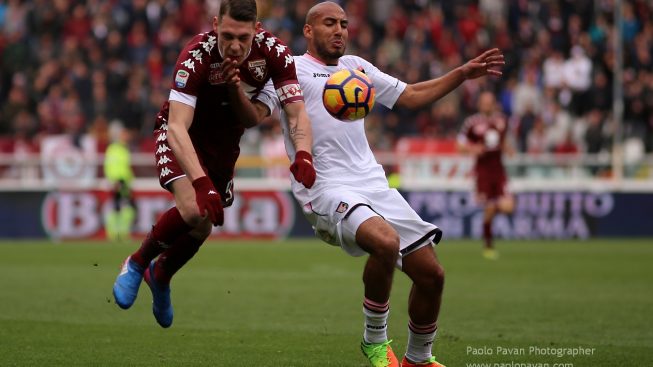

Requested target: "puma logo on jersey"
[{"left": 208, "top": 190, "right": 217, "bottom": 195}]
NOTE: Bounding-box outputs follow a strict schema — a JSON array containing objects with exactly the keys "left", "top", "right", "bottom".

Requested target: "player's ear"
[
  {"left": 256, "top": 21, "right": 262, "bottom": 29},
  {"left": 303, "top": 24, "right": 312, "bottom": 38},
  {"left": 213, "top": 16, "right": 219, "bottom": 31}
]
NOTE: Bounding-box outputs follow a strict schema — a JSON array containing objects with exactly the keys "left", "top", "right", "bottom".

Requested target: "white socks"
[
  {"left": 363, "top": 298, "right": 390, "bottom": 344},
  {"left": 405, "top": 320, "right": 438, "bottom": 363}
]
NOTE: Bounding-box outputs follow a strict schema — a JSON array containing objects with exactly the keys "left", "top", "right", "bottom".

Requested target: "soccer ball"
[{"left": 322, "top": 69, "right": 375, "bottom": 121}]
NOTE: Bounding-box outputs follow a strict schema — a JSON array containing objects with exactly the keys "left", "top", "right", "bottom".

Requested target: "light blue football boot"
[
  {"left": 112, "top": 256, "right": 144, "bottom": 309},
  {"left": 143, "top": 261, "right": 173, "bottom": 328}
]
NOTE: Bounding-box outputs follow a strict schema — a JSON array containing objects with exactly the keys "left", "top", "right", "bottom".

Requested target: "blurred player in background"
[
  {"left": 112, "top": 0, "right": 316, "bottom": 328},
  {"left": 269, "top": 2, "right": 504, "bottom": 366},
  {"left": 103, "top": 121, "right": 136, "bottom": 242},
  {"left": 457, "top": 91, "right": 514, "bottom": 260}
]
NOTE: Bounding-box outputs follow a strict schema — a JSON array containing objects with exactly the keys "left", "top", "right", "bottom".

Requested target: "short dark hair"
[{"left": 219, "top": 0, "right": 257, "bottom": 22}]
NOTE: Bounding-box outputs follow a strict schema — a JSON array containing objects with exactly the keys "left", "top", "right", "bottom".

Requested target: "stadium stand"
[{"left": 0, "top": 0, "right": 651, "bottom": 184}]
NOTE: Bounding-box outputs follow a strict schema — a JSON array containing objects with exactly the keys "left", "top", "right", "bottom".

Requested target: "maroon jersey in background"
[
  {"left": 154, "top": 27, "right": 302, "bottom": 202},
  {"left": 458, "top": 112, "right": 508, "bottom": 200}
]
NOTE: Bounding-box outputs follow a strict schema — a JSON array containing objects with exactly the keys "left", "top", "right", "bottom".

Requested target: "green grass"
[{"left": 0, "top": 239, "right": 651, "bottom": 366}]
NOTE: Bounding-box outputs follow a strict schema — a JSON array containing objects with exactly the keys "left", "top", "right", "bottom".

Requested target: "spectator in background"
[
  {"left": 585, "top": 110, "right": 608, "bottom": 154},
  {"left": 562, "top": 45, "right": 592, "bottom": 117},
  {"left": 512, "top": 68, "right": 541, "bottom": 120},
  {"left": 554, "top": 130, "right": 580, "bottom": 156},
  {"left": 526, "top": 116, "right": 551, "bottom": 155},
  {"left": 515, "top": 105, "right": 537, "bottom": 153},
  {"left": 1, "top": 0, "right": 652, "bottom": 170},
  {"left": 542, "top": 49, "right": 565, "bottom": 91},
  {"left": 589, "top": 70, "right": 612, "bottom": 113}
]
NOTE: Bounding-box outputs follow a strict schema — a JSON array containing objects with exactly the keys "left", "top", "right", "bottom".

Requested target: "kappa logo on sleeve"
[{"left": 175, "top": 70, "right": 189, "bottom": 88}]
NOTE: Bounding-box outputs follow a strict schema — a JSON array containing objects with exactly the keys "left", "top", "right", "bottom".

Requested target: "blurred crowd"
[{"left": 1, "top": 0, "right": 652, "bottom": 160}]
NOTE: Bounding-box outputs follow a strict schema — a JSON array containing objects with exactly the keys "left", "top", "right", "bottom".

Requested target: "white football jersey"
[{"left": 266, "top": 53, "right": 407, "bottom": 205}]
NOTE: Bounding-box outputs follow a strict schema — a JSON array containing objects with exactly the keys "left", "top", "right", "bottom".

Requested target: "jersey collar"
[{"left": 304, "top": 52, "right": 339, "bottom": 67}]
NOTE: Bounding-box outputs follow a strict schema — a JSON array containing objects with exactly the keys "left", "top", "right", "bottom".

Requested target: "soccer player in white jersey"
[{"left": 264, "top": 2, "right": 504, "bottom": 367}]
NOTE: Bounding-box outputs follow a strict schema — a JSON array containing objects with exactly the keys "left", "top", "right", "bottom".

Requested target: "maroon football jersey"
[
  {"left": 153, "top": 27, "right": 302, "bottom": 188},
  {"left": 459, "top": 112, "right": 508, "bottom": 179}
]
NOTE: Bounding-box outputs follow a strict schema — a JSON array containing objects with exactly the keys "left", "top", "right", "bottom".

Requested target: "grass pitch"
[{"left": 0, "top": 239, "right": 651, "bottom": 366}]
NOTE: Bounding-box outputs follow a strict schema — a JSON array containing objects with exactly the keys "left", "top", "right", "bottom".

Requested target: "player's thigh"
[
  {"left": 369, "top": 189, "right": 441, "bottom": 254},
  {"left": 401, "top": 245, "right": 444, "bottom": 286},
  {"left": 306, "top": 189, "right": 378, "bottom": 256},
  {"left": 350, "top": 214, "right": 399, "bottom": 256}
]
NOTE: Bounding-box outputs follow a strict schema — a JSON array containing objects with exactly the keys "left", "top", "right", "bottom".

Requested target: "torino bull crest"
[{"left": 322, "top": 69, "right": 375, "bottom": 121}]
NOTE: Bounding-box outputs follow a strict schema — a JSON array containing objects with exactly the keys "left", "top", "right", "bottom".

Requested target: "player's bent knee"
[
  {"left": 176, "top": 200, "right": 206, "bottom": 227},
  {"left": 418, "top": 263, "right": 445, "bottom": 292},
  {"left": 499, "top": 196, "right": 515, "bottom": 213},
  {"left": 369, "top": 234, "right": 400, "bottom": 263},
  {"left": 189, "top": 218, "right": 212, "bottom": 239}
]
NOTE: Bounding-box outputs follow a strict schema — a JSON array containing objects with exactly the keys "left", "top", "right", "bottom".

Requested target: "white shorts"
[{"left": 302, "top": 187, "right": 442, "bottom": 267}]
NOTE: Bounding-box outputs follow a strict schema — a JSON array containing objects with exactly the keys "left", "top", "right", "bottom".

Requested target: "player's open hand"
[
  {"left": 222, "top": 57, "right": 241, "bottom": 87},
  {"left": 290, "top": 150, "right": 316, "bottom": 189},
  {"left": 191, "top": 176, "right": 224, "bottom": 226},
  {"left": 461, "top": 48, "right": 505, "bottom": 80}
]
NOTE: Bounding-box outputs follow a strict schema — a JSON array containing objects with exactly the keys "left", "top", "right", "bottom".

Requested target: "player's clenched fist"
[
  {"left": 290, "top": 150, "right": 316, "bottom": 189},
  {"left": 191, "top": 176, "right": 224, "bottom": 226}
]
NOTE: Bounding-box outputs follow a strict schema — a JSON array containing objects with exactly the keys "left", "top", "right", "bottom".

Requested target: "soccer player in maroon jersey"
[
  {"left": 458, "top": 91, "right": 515, "bottom": 260},
  {"left": 112, "top": 0, "right": 316, "bottom": 328}
]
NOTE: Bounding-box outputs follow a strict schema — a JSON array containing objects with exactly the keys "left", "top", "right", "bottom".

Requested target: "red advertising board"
[{"left": 40, "top": 190, "right": 296, "bottom": 240}]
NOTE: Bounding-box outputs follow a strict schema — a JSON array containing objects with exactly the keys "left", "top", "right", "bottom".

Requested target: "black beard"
[{"left": 315, "top": 40, "right": 345, "bottom": 63}]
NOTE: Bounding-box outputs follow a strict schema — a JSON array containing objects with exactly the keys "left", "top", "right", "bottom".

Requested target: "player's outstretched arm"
[
  {"left": 284, "top": 101, "right": 316, "bottom": 188},
  {"left": 223, "top": 57, "right": 265, "bottom": 128},
  {"left": 395, "top": 48, "right": 505, "bottom": 110},
  {"left": 282, "top": 101, "right": 312, "bottom": 154}
]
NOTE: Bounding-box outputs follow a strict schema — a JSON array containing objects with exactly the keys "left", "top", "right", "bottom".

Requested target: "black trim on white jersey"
[
  {"left": 399, "top": 228, "right": 443, "bottom": 256},
  {"left": 343, "top": 203, "right": 384, "bottom": 220}
]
